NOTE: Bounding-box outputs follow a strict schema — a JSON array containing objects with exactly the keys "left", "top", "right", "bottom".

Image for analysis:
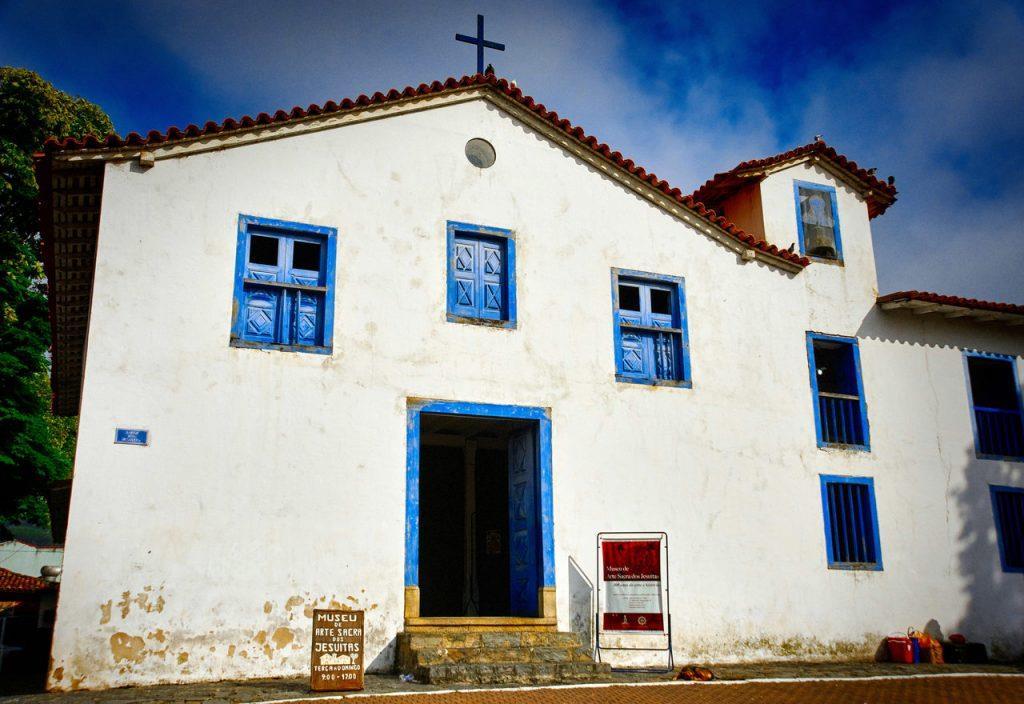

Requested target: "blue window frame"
[
  {"left": 611, "top": 268, "right": 691, "bottom": 387},
  {"left": 964, "top": 351, "right": 1024, "bottom": 461},
  {"left": 446, "top": 221, "right": 516, "bottom": 328},
  {"left": 819, "top": 475, "right": 883, "bottom": 570},
  {"left": 991, "top": 485, "right": 1024, "bottom": 572},
  {"left": 230, "top": 214, "right": 337, "bottom": 354},
  {"left": 807, "top": 332, "right": 869, "bottom": 450},
  {"left": 794, "top": 180, "right": 843, "bottom": 262}
]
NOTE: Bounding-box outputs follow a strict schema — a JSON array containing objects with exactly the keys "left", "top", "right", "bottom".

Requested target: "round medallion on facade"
[{"left": 465, "top": 138, "right": 496, "bottom": 168}]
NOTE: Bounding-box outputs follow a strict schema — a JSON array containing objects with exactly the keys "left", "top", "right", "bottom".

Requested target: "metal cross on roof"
[{"left": 455, "top": 14, "right": 505, "bottom": 75}]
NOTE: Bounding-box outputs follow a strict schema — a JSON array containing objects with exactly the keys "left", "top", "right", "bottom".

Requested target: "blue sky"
[{"left": 3, "top": 0, "right": 1022, "bottom": 302}]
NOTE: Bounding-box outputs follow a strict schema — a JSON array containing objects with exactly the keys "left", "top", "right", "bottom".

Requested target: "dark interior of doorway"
[{"left": 418, "top": 413, "right": 534, "bottom": 617}]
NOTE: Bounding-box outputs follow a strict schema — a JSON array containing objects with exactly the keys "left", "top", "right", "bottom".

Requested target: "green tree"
[{"left": 0, "top": 68, "right": 111, "bottom": 525}]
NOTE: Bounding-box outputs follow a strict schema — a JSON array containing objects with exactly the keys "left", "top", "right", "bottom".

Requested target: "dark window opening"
[
  {"left": 809, "top": 336, "right": 867, "bottom": 448},
  {"left": 967, "top": 355, "right": 1024, "bottom": 458},
  {"left": 813, "top": 340, "right": 859, "bottom": 396},
  {"left": 292, "top": 241, "right": 321, "bottom": 272},
  {"left": 650, "top": 288, "right": 672, "bottom": 315},
  {"left": 249, "top": 235, "right": 278, "bottom": 266},
  {"left": 619, "top": 284, "right": 641, "bottom": 311}
]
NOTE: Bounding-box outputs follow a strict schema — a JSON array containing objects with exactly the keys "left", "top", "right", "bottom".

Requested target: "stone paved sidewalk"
[{"left": 2, "top": 662, "right": 1023, "bottom": 703}]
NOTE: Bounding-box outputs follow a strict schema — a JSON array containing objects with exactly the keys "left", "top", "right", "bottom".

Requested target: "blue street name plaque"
[{"left": 114, "top": 428, "right": 149, "bottom": 446}]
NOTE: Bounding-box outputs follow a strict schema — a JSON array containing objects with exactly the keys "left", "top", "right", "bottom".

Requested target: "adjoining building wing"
[{"left": 693, "top": 139, "right": 898, "bottom": 220}]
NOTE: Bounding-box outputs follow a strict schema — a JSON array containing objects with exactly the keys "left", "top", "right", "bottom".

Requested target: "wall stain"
[
  {"left": 227, "top": 644, "right": 236, "bottom": 657},
  {"left": 52, "top": 667, "right": 64, "bottom": 682},
  {"left": 177, "top": 652, "right": 189, "bottom": 664},
  {"left": 284, "top": 595, "right": 304, "bottom": 611},
  {"left": 263, "top": 601, "right": 273, "bottom": 614},
  {"left": 146, "top": 629, "right": 166, "bottom": 643},
  {"left": 116, "top": 589, "right": 166, "bottom": 619},
  {"left": 271, "top": 627, "right": 294, "bottom": 650},
  {"left": 109, "top": 632, "right": 146, "bottom": 664},
  {"left": 99, "top": 601, "right": 112, "bottom": 625}
]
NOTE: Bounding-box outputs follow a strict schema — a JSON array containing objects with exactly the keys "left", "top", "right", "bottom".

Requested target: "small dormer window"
[{"left": 794, "top": 181, "right": 842, "bottom": 262}]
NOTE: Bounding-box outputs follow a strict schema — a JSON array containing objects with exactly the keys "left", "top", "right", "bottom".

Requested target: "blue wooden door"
[{"left": 508, "top": 429, "right": 539, "bottom": 616}]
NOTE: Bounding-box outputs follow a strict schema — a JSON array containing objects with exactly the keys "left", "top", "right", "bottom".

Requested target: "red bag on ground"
[{"left": 887, "top": 636, "right": 915, "bottom": 663}]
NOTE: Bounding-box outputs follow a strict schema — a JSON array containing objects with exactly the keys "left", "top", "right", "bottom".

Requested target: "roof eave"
[{"left": 878, "top": 297, "right": 1024, "bottom": 327}]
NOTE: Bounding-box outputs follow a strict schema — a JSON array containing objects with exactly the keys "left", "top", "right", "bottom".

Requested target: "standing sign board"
[
  {"left": 596, "top": 532, "right": 672, "bottom": 672},
  {"left": 310, "top": 609, "right": 364, "bottom": 691}
]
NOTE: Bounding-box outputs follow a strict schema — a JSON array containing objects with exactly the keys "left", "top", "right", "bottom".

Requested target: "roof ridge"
[{"left": 38, "top": 73, "right": 808, "bottom": 269}]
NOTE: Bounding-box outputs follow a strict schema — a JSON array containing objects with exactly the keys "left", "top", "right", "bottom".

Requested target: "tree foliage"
[{"left": 0, "top": 68, "right": 111, "bottom": 525}]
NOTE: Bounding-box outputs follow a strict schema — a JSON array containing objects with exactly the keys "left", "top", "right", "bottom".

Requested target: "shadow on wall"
[
  {"left": 951, "top": 446, "right": 1024, "bottom": 661},
  {"left": 857, "top": 307, "right": 1023, "bottom": 661}
]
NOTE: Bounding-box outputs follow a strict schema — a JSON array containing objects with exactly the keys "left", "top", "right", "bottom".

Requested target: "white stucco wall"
[{"left": 48, "top": 98, "right": 1024, "bottom": 690}]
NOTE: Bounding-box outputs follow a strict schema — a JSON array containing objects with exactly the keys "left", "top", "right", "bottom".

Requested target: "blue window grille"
[
  {"left": 611, "top": 269, "right": 691, "bottom": 387},
  {"left": 446, "top": 221, "right": 516, "bottom": 328},
  {"left": 819, "top": 475, "right": 882, "bottom": 570},
  {"left": 991, "top": 485, "right": 1024, "bottom": 572},
  {"left": 965, "top": 352, "right": 1024, "bottom": 460},
  {"left": 230, "top": 215, "right": 337, "bottom": 353},
  {"left": 794, "top": 180, "right": 843, "bottom": 262},
  {"left": 807, "top": 333, "right": 869, "bottom": 450}
]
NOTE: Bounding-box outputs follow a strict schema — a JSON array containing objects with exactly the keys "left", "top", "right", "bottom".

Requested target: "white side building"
[{"left": 36, "top": 74, "right": 1024, "bottom": 690}]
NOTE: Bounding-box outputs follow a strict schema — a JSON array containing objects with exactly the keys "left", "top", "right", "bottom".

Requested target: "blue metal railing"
[
  {"left": 818, "top": 393, "right": 865, "bottom": 446},
  {"left": 975, "top": 406, "right": 1024, "bottom": 458}
]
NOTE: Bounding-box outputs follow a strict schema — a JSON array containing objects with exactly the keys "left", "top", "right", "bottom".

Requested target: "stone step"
[
  {"left": 400, "top": 630, "right": 583, "bottom": 651},
  {"left": 413, "top": 660, "right": 612, "bottom": 685},
  {"left": 410, "top": 644, "right": 595, "bottom": 666}
]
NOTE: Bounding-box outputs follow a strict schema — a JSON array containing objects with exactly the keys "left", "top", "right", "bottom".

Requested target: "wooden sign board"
[{"left": 310, "top": 609, "right": 364, "bottom": 692}]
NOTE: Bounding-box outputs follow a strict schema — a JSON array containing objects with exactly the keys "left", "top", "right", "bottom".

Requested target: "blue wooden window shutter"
[
  {"left": 231, "top": 215, "right": 337, "bottom": 353},
  {"left": 965, "top": 352, "right": 1024, "bottom": 461},
  {"left": 806, "top": 333, "right": 869, "bottom": 450},
  {"left": 819, "top": 475, "right": 882, "bottom": 570},
  {"left": 611, "top": 268, "right": 691, "bottom": 387},
  {"left": 446, "top": 221, "right": 516, "bottom": 327},
  {"left": 991, "top": 485, "right": 1024, "bottom": 572}
]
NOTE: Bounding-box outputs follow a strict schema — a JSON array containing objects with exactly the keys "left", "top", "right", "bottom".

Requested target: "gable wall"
[{"left": 48, "top": 99, "right": 1024, "bottom": 689}]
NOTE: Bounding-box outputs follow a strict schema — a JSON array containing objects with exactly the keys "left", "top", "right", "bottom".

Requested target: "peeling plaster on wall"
[{"left": 47, "top": 99, "right": 1024, "bottom": 690}]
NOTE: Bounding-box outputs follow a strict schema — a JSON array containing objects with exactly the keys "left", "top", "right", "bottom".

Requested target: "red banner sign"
[{"left": 601, "top": 539, "right": 664, "bottom": 631}]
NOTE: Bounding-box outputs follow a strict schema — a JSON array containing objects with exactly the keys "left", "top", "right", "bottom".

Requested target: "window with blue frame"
[
  {"left": 965, "top": 353, "right": 1024, "bottom": 459},
  {"left": 991, "top": 485, "right": 1024, "bottom": 572},
  {"left": 794, "top": 181, "right": 842, "bottom": 261},
  {"left": 231, "top": 215, "right": 336, "bottom": 353},
  {"left": 446, "top": 221, "right": 516, "bottom": 327},
  {"left": 819, "top": 475, "right": 882, "bottom": 570},
  {"left": 807, "top": 333, "right": 869, "bottom": 449},
  {"left": 612, "top": 269, "right": 691, "bottom": 386}
]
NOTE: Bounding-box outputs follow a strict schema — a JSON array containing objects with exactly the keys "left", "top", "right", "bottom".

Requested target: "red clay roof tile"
[{"left": 0, "top": 567, "right": 51, "bottom": 593}]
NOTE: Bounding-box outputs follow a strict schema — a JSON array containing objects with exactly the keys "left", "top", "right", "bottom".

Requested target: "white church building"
[{"left": 36, "top": 74, "right": 1024, "bottom": 690}]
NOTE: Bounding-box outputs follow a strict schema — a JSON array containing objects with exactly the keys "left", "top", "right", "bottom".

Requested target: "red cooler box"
[{"left": 887, "top": 636, "right": 915, "bottom": 663}]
